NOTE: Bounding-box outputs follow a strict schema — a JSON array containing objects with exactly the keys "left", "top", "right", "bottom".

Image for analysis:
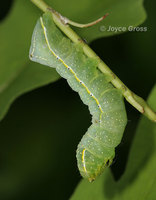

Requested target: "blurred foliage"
[
  {"left": 0, "top": 0, "right": 59, "bottom": 121},
  {"left": 71, "top": 85, "right": 156, "bottom": 200},
  {"left": 0, "top": 80, "right": 90, "bottom": 200},
  {"left": 0, "top": 0, "right": 146, "bottom": 121},
  {"left": 48, "top": 0, "right": 146, "bottom": 41},
  {"left": 0, "top": 0, "right": 155, "bottom": 200}
]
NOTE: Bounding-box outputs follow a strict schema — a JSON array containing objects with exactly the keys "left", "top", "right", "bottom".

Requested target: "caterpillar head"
[{"left": 76, "top": 146, "right": 115, "bottom": 182}]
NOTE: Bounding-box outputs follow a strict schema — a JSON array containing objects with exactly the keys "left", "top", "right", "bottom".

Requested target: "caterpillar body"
[{"left": 29, "top": 12, "right": 127, "bottom": 182}]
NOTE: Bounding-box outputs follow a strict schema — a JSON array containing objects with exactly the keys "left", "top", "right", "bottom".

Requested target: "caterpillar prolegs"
[{"left": 29, "top": 12, "right": 127, "bottom": 182}]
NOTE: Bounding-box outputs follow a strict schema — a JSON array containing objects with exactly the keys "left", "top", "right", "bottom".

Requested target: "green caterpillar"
[{"left": 29, "top": 12, "right": 127, "bottom": 182}]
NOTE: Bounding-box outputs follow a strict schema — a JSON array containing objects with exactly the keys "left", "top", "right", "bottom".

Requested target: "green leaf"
[
  {"left": 49, "top": 0, "right": 146, "bottom": 42},
  {"left": 0, "top": 62, "right": 59, "bottom": 121},
  {"left": 70, "top": 85, "right": 156, "bottom": 200},
  {"left": 0, "top": 0, "right": 59, "bottom": 121},
  {"left": 0, "top": 0, "right": 146, "bottom": 119}
]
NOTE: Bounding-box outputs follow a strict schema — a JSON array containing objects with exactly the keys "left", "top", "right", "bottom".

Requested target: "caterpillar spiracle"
[{"left": 29, "top": 12, "right": 127, "bottom": 182}]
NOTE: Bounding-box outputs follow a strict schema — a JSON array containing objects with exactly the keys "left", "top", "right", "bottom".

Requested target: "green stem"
[
  {"left": 65, "top": 13, "right": 109, "bottom": 28},
  {"left": 30, "top": 0, "right": 156, "bottom": 122},
  {"left": 31, "top": 0, "right": 48, "bottom": 12}
]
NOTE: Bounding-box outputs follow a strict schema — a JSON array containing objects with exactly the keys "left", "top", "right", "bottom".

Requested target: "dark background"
[{"left": 0, "top": 0, "right": 155, "bottom": 199}]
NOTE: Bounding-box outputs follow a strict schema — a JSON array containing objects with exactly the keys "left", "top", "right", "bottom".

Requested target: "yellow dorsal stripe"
[
  {"left": 40, "top": 17, "right": 103, "bottom": 115},
  {"left": 82, "top": 148, "right": 87, "bottom": 172}
]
